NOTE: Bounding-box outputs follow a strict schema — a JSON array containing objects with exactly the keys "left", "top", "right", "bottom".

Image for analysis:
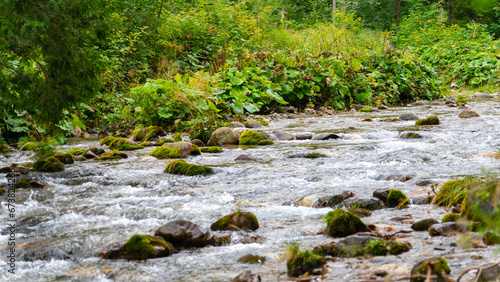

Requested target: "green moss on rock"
[
  {"left": 411, "top": 257, "right": 451, "bottom": 282},
  {"left": 441, "top": 213, "right": 461, "bottom": 223},
  {"left": 172, "top": 133, "right": 182, "bottom": 142},
  {"left": 389, "top": 242, "right": 411, "bottom": 255},
  {"left": 54, "top": 153, "right": 75, "bottom": 164},
  {"left": 287, "top": 244, "right": 326, "bottom": 277},
  {"left": 67, "top": 148, "right": 87, "bottom": 156},
  {"left": 149, "top": 147, "right": 182, "bottom": 159},
  {"left": 121, "top": 234, "right": 173, "bottom": 260},
  {"left": 200, "top": 146, "right": 222, "bottom": 153},
  {"left": 483, "top": 232, "right": 500, "bottom": 245},
  {"left": 15, "top": 179, "right": 33, "bottom": 188},
  {"left": 255, "top": 119, "right": 269, "bottom": 126},
  {"left": 359, "top": 107, "right": 374, "bottom": 112},
  {"left": 211, "top": 211, "right": 259, "bottom": 231},
  {"left": 364, "top": 239, "right": 389, "bottom": 256},
  {"left": 258, "top": 140, "right": 274, "bottom": 146},
  {"left": 304, "top": 153, "right": 327, "bottom": 158},
  {"left": 108, "top": 138, "right": 139, "bottom": 150},
  {"left": 239, "top": 130, "right": 262, "bottom": 145},
  {"left": 387, "top": 189, "right": 408, "bottom": 208},
  {"left": 165, "top": 160, "right": 213, "bottom": 176},
  {"left": 324, "top": 208, "right": 369, "bottom": 237},
  {"left": 415, "top": 115, "right": 440, "bottom": 125},
  {"left": 0, "top": 188, "right": 4, "bottom": 195},
  {"left": 117, "top": 143, "right": 144, "bottom": 151},
  {"left": 100, "top": 136, "right": 118, "bottom": 146},
  {"left": 132, "top": 126, "right": 166, "bottom": 141},
  {"left": 96, "top": 151, "right": 128, "bottom": 160},
  {"left": 33, "top": 157, "right": 65, "bottom": 172},
  {"left": 154, "top": 139, "right": 173, "bottom": 146}
]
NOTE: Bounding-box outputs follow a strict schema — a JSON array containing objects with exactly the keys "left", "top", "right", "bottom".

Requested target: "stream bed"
[{"left": 1, "top": 97, "right": 500, "bottom": 281}]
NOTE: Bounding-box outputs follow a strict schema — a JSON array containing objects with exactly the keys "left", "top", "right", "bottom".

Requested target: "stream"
[{"left": 1, "top": 97, "right": 499, "bottom": 281}]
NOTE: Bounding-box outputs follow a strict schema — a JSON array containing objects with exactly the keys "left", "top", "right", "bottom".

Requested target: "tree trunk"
[
  {"left": 448, "top": 0, "right": 452, "bottom": 25},
  {"left": 333, "top": 0, "right": 336, "bottom": 19},
  {"left": 395, "top": 0, "right": 401, "bottom": 31}
]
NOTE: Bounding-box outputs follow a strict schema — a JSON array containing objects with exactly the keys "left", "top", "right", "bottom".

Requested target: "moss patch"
[
  {"left": 200, "top": 146, "right": 222, "bottom": 153},
  {"left": 287, "top": 243, "right": 326, "bottom": 277},
  {"left": 387, "top": 189, "right": 408, "bottom": 208},
  {"left": 165, "top": 160, "right": 212, "bottom": 176},
  {"left": 255, "top": 119, "right": 269, "bottom": 126},
  {"left": 172, "top": 133, "right": 182, "bottom": 142},
  {"left": 149, "top": 147, "right": 182, "bottom": 159},
  {"left": 239, "top": 130, "right": 262, "bottom": 145},
  {"left": 441, "top": 213, "right": 461, "bottom": 223},
  {"left": 364, "top": 239, "right": 389, "bottom": 256},
  {"left": 117, "top": 143, "right": 144, "bottom": 151},
  {"left": 258, "top": 140, "right": 274, "bottom": 146},
  {"left": 415, "top": 115, "right": 440, "bottom": 125},
  {"left": 15, "top": 179, "right": 33, "bottom": 188},
  {"left": 483, "top": 232, "right": 500, "bottom": 245},
  {"left": 96, "top": 151, "right": 128, "bottom": 160},
  {"left": 108, "top": 138, "right": 138, "bottom": 150},
  {"left": 54, "top": 153, "right": 75, "bottom": 164},
  {"left": 100, "top": 136, "right": 118, "bottom": 146},
  {"left": 121, "top": 234, "right": 173, "bottom": 260},
  {"left": 237, "top": 254, "right": 266, "bottom": 264},
  {"left": 324, "top": 208, "right": 369, "bottom": 237},
  {"left": 67, "top": 148, "right": 87, "bottom": 156},
  {"left": 411, "top": 257, "right": 451, "bottom": 282},
  {"left": 433, "top": 177, "right": 478, "bottom": 208},
  {"left": 132, "top": 126, "right": 166, "bottom": 141},
  {"left": 389, "top": 242, "right": 411, "bottom": 255},
  {"left": 154, "top": 139, "right": 173, "bottom": 146},
  {"left": 33, "top": 157, "right": 65, "bottom": 172},
  {"left": 210, "top": 211, "right": 259, "bottom": 231},
  {"left": 359, "top": 107, "right": 374, "bottom": 112}
]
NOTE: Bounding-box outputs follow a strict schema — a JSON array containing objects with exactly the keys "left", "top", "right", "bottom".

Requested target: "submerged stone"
[
  {"left": 200, "top": 146, "right": 222, "bottom": 153},
  {"left": 237, "top": 254, "right": 266, "bottom": 264},
  {"left": 96, "top": 151, "right": 128, "bottom": 160}
]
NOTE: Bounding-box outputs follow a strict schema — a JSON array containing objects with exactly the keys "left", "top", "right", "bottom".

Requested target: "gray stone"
[
  {"left": 231, "top": 122, "right": 245, "bottom": 128},
  {"left": 411, "top": 219, "right": 439, "bottom": 231},
  {"left": 399, "top": 132, "right": 423, "bottom": 139},
  {"left": 473, "top": 92, "right": 495, "bottom": 99},
  {"left": 312, "top": 133, "right": 340, "bottom": 140},
  {"left": 272, "top": 131, "right": 294, "bottom": 141},
  {"left": 295, "top": 133, "right": 313, "bottom": 140},
  {"left": 429, "top": 222, "right": 468, "bottom": 236},
  {"left": 341, "top": 197, "right": 384, "bottom": 211},
  {"left": 207, "top": 127, "right": 239, "bottom": 146},
  {"left": 475, "top": 263, "right": 500, "bottom": 282},
  {"left": 245, "top": 119, "right": 263, "bottom": 128},
  {"left": 154, "top": 220, "right": 213, "bottom": 248},
  {"left": 458, "top": 110, "right": 479, "bottom": 118},
  {"left": 399, "top": 114, "right": 419, "bottom": 120},
  {"left": 231, "top": 271, "right": 261, "bottom": 282}
]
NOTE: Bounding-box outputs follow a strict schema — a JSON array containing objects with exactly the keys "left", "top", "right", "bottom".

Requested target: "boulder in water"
[
  {"left": 324, "top": 209, "right": 369, "bottom": 237},
  {"left": 99, "top": 234, "right": 173, "bottom": 260},
  {"left": 207, "top": 127, "right": 239, "bottom": 146},
  {"left": 211, "top": 211, "right": 259, "bottom": 231},
  {"left": 33, "top": 157, "right": 65, "bottom": 172},
  {"left": 154, "top": 220, "right": 213, "bottom": 248},
  {"left": 410, "top": 257, "right": 451, "bottom": 282},
  {"left": 458, "top": 110, "right": 479, "bottom": 118},
  {"left": 416, "top": 115, "right": 440, "bottom": 125}
]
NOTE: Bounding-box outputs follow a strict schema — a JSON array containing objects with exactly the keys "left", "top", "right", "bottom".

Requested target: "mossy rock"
[
  {"left": 139, "top": 142, "right": 154, "bottom": 147},
  {"left": 400, "top": 132, "right": 423, "bottom": 139},
  {"left": 410, "top": 257, "right": 451, "bottom": 282},
  {"left": 162, "top": 141, "right": 200, "bottom": 157},
  {"left": 483, "top": 231, "right": 500, "bottom": 245},
  {"left": 15, "top": 179, "right": 33, "bottom": 188},
  {"left": 149, "top": 146, "right": 182, "bottom": 159},
  {"left": 324, "top": 209, "right": 369, "bottom": 238},
  {"left": 388, "top": 242, "right": 411, "bottom": 255},
  {"left": 348, "top": 207, "right": 372, "bottom": 218},
  {"left": 164, "top": 160, "right": 213, "bottom": 176},
  {"left": 100, "top": 136, "right": 118, "bottom": 146},
  {"left": 244, "top": 119, "right": 263, "bottom": 128},
  {"left": 108, "top": 138, "right": 139, "bottom": 150},
  {"left": 96, "top": 151, "right": 128, "bottom": 160},
  {"left": 54, "top": 153, "right": 75, "bottom": 164},
  {"left": 239, "top": 130, "right": 262, "bottom": 145},
  {"left": 415, "top": 115, "right": 440, "bottom": 125},
  {"left": 117, "top": 143, "right": 144, "bottom": 151},
  {"left": 0, "top": 144, "right": 8, "bottom": 153},
  {"left": 172, "top": 133, "right": 182, "bottom": 142},
  {"left": 258, "top": 140, "right": 274, "bottom": 146},
  {"left": 359, "top": 107, "right": 374, "bottom": 112},
  {"left": 237, "top": 254, "right": 266, "bottom": 264},
  {"left": 154, "top": 139, "right": 173, "bottom": 146},
  {"left": 207, "top": 127, "right": 239, "bottom": 146},
  {"left": 200, "top": 146, "right": 222, "bottom": 153},
  {"left": 364, "top": 239, "right": 389, "bottom": 256},
  {"left": 255, "top": 119, "right": 269, "bottom": 126},
  {"left": 33, "top": 157, "right": 65, "bottom": 172},
  {"left": 120, "top": 234, "right": 173, "bottom": 260},
  {"left": 67, "top": 148, "right": 87, "bottom": 156},
  {"left": 0, "top": 188, "right": 5, "bottom": 195},
  {"left": 304, "top": 153, "right": 327, "bottom": 158},
  {"left": 132, "top": 126, "right": 166, "bottom": 141},
  {"left": 411, "top": 218, "right": 438, "bottom": 231},
  {"left": 387, "top": 189, "right": 408, "bottom": 208},
  {"left": 211, "top": 211, "right": 259, "bottom": 231},
  {"left": 287, "top": 245, "right": 326, "bottom": 277},
  {"left": 441, "top": 213, "right": 461, "bottom": 223}
]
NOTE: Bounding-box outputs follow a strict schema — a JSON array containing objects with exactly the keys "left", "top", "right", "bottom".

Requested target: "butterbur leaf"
[
  {"left": 158, "top": 108, "right": 173, "bottom": 119},
  {"left": 243, "top": 102, "right": 259, "bottom": 113},
  {"left": 71, "top": 114, "right": 86, "bottom": 131}
]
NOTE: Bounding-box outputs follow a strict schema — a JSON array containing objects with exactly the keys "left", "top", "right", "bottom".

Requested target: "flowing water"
[{"left": 1, "top": 98, "right": 499, "bottom": 281}]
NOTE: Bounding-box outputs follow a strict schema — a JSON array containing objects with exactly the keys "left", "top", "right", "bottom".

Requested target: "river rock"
[
  {"left": 341, "top": 197, "right": 384, "bottom": 211},
  {"left": 335, "top": 236, "right": 378, "bottom": 257},
  {"left": 287, "top": 151, "right": 327, "bottom": 158},
  {"left": 462, "top": 178, "right": 499, "bottom": 224},
  {"left": 99, "top": 234, "right": 173, "bottom": 260},
  {"left": 410, "top": 257, "right": 451, "bottom": 282},
  {"left": 313, "top": 191, "right": 356, "bottom": 208},
  {"left": 163, "top": 141, "right": 200, "bottom": 157},
  {"left": 231, "top": 121, "right": 245, "bottom": 128},
  {"left": 399, "top": 114, "right": 420, "bottom": 120},
  {"left": 348, "top": 207, "right": 372, "bottom": 217},
  {"left": 211, "top": 211, "right": 259, "bottom": 231},
  {"left": 96, "top": 151, "right": 128, "bottom": 160},
  {"left": 324, "top": 209, "right": 369, "bottom": 237},
  {"left": 483, "top": 232, "right": 500, "bottom": 245},
  {"left": 237, "top": 254, "right": 266, "bottom": 264},
  {"left": 458, "top": 110, "right": 480, "bottom": 118},
  {"left": 272, "top": 131, "right": 294, "bottom": 140},
  {"left": 90, "top": 147, "right": 105, "bottom": 156},
  {"left": 473, "top": 92, "right": 495, "bottom": 99},
  {"left": 416, "top": 115, "right": 440, "bottom": 125},
  {"left": 295, "top": 133, "right": 313, "bottom": 140},
  {"left": 411, "top": 219, "right": 438, "bottom": 231},
  {"left": 33, "top": 157, "right": 65, "bottom": 172},
  {"left": 312, "top": 133, "right": 340, "bottom": 140},
  {"left": 295, "top": 195, "right": 316, "bottom": 207},
  {"left": 0, "top": 163, "right": 30, "bottom": 175},
  {"left": 83, "top": 150, "right": 98, "bottom": 159},
  {"left": 385, "top": 175, "right": 413, "bottom": 182},
  {"left": 373, "top": 188, "right": 390, "bottom": 204},
  {"left": 231, "top": 271, "right": 262, "bottom": 282},
  {"left": 235, "top": 154, "right": 261, "bottom": 163},
  {"left": 154, "top": 220, "right": 213, "bottom": 248},
  {"left": 475, "top": 263, "right": 500, "bottom": 282},
  {"left": 410, "top": 195, "right": 433, "bottom": 205},
  {"left": 409, "top": 100, "right": 430, "bottom": 106},
  {"left": 429, "top": 222, "right": 468, "bottom": 236},
  {"left": 132, "top": 126, "right": 165, "bottom": 141},
  {"left": 399, "top": 132, "right": 423, "bottom": 139},
  {"left": 207, "top": 127, "right": 239, "bottom": 146},
  {"left": 244, "top": 119, "right": 263, "bottom": 128},
  {"left": 190, "top": 139, "right": 205, "bottom": 147}
]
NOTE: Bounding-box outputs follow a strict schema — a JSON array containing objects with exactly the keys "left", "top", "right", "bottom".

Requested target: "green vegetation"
[
  {"left": 121, "top": 234, "right": 173, "bottom": 260},
  {"left": 149, "top": 147, "right": 182, "bottom": 159},
  {"left": 258, "top": 140, "right": 274, "bottom": 146},
  {"left": 54, "top": 153, "right": 75, "bottom": 165},
  {"left": 67, "top": 148, "right": 87, "bottom": 156},
  {"left": 411, "top": 257, "right": 451, "bottom": 282},
  {"left": 100, "top": 136, "right": 118, "bottom": 146},
  {"left": 387, "top": 189, "right": 408, "bottom": 208},
  {"left": 441, "top": 213, "right": 461, "bottom": 223},
  {"left": 239, "top": 130, "right": 262, "bottom": 145},
  {"left": 200, "top": 146, "right": 222, "bottom": 153},
  {"left": 432, "top": 176, "right": 480, "bottom": 208},
  {"left": 364, "top": 239, "right": 388, "bottom": 256},
  {"left": 286, "top": 243, "right": 326, "bottom": 277},
  {"left": 96, "top": 151, "right": 128, "bottom": 160},
  {"left": 164, "top": 160, "right": 213, "bottom": 176},
  {"left": 323, "top": 208, "right": 369, "bottom": 237}
]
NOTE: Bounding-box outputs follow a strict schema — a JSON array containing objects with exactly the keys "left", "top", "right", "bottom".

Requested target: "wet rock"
[
  {"left": 231, "top": 271, "right": 261, "bottom": 282},
  {"left": 132, "top": 126, "right": 165, "bottom": 141},
  {"left": 416, "top": 180, "right": 435, "bottom": 187},
  {"left": 458, "top": 110, "right": 480, "bottom": 118},
  {"left": 409, "top": 100, "right": 430, "bottom": 106},
  {"left": 462, "top": 177, "right": 499, "bottom": 224},
  {"left": 162, "top": 141, "right": 200, "bottom": 157},
  {"left": 441, "top": 213, "right": 461, "bottom": 223},
  {"left": 410, "top": 257, "right": 451, "bottom": 282},
  {"left": 190, "top": 139, "right": 205, "bottom": 147},
  {"left": 244, "top": 119, "right": 263, "bottom": 128},
  {"left": 347, "top": 207, "right": 372, "bottom": 218},
  {"left": 473, "top": 92, "right": 495, "bottom": 99},
  {"left": 324, "top": 209, "right": 369, "bottom": 237},
  {"left": 15, "top": 179, "right": 34, "bottom": 188},
  {"left": 312, "top": 133, "right": 340, "bottom": 140},
  {"left": 235, "top": 154, "right": 261, "bottom": 163},
  {"left": 16, "top": 242, "right": 73, "bottom": 261},
  {"left": 278, "top": 106, "right": 297, "bottom": 113},
  {"left": 304, "top": 108, "right": 316, "bottom": 114},
  {"left": 475, "top": 263, "right": 500, "bottom": 282},
  {"left": 164, "top": 160, "right": 212, "bottom": 176},
  {"left": 96, "top": 151, "right": 128, "bottom": 160},
  {"left": 287, "top": 152, "right": 327, "bottom": 158},
  {"left": 386, "top": 189, "right": 408, "bottom": 208},
  {"left": 296, "top": 195, "right": 316, "bottom": 207},
  {"left": 410, "top": 195, "right": 433, "bottom": 205},
  {"left": 90, "top": 147, "right": 105, "bottom": 156},
  {"left": 483, "top": 231, "right": 500, "bottom": 245},
  {"left": 257, "top": 139, "right": 273, "bottom": 146},
  {"left": 335, "top": 236, "right": 376, "bottom": 257},
  {"left": 295, "top": 133, "right": 313, "bottom": 140},
  {"left": 287, "top": 244, "right": 325, "bottom": 277},
  {"left": 54, "top": 153, "right": 75, "bottom": 164},
  {"left": 100, "top": 234, "right": 173, "bottom": 260},
  {"left": 240, "top": 130, "right": 262, "bottom": 145},
  {"left": 272, "top": 131, "right": 294, "bottom": 141},
  {"left": 411, "top": 219, "right": 438, "bottom": 231},
  {"left": 231, "top": 122, "right": 245, "bottom": 128},
  {"left": 28, "top": 180, "right": 44, "bottom": 188},
  {"left": 108, "top": 138, "right": 142, "bottom": 151},
  {"left": 373, "top": 188, "right": 391, "bottom": 204},
  {"left": 155, "top": 220, "right": 213, "bottom": 248},
  {"left": 154, "top": 139, "right": 173, "bottom": 146},
  {"left": 399, "top": 114, "right": 420, "bottom": 121},
  {"left": 416, "top": 115, "right": 440, "bottom": 125},
  {"left": 100, "top": 136, "right": 118, "bottom": 146},
  {"left": 314, "top": 191, "right": 356, "bottom": 208},
  {"left": 200, "top": 146, "right": 222, "bottom": 153},
  {"left": 385, "top": 175, "right": 413, "bottom": 182},
  {"left": 429, "top": 222, "right": 468, "bottom": 236},
  {"left": 237, "top": 254, "right": 266, "bottom": 264},
  {"left": 0, "top": 163, "right": 30, "bottom": 175},
  {"left": 207, "top": 127, "right": 239, "bottom": 146},
  {"left": 341, "top": 197, "right": 384, "bottom": 211},
  {"left": 233, "top": 233, "right": 266, "bottom": 245},
  {"left": 358, "top": 107, "right": 374, "bottom": 112},
  {"left": 400, "top": 132, "right": 423, "bottom": 139},
  {"left": 211, "top": 211, "right": 259, "bottom": 231},
  {"left": 33, "top": 157, "right": 65, "bottom": 172},
  {"left": 83, "top": 150, "right": 98, "bottom": 159}
]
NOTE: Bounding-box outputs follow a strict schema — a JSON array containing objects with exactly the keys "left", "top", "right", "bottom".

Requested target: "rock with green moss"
[
  {"left": 54, "top": 153, "right": 75, "bottom": 164},
  {"left": 162, "top": 141, "right": 200, "bottom": 157},
  {"left": 387, "top": 189, "right": 408, "bottom": 208},
  {"left": 244, "top": 119, "right": 263, "bottom": 128},
  {"left": 410, "top": 257, "right": 451, "bottom": 282},
  {"left": 324, "top": 209, "right": 369, "bottom": 237},
  {"left": 348, "top": 207, "right": 372, "bottom": 218},
  {"left": 149, "top": 147, "right": 182, "bottom": 159},
  {"left": 139, "top": 142, "right": 154, "bottom": 147},
  {"left": 411, "top": 218, "right": 438, "bottom": 231},
  {"left": 389, "top": 241, "right": 411, "bottom": 255},
  {"left": 154, "top": 139, "right": 173, "bottom": 146},
  {"left": 100, "top": 136, "right": 118, "bottom": 146},
  {"left": 33, "top": 157, "right": 65, "bottom": 172},
  {"left": 207, "top": 127, "right": 239, "bottom": 146},
  {"left": 154, "top": 220, "right": 214, "bottom": 248},
  {"left": 359, "top": 107, "right": 374, "bottom": 112},
  {"left": 0, "top": 144, "right": 9, "bottom": 153},
  {"left": 172, "top": 133, "right": 182, "bottom": 142},
  {"left": 0, "top": 188, "right": 5, "bottom": 195},
  {"left": 132, "top": 126, "right": 166, "bottom": 141},
  {"left": 441, "top": 213, "right": 461, "bottom": 223},
  {"left": 415, "top": 115, "right": 440, "bottom": 125},
  {"left": 461, "top": 175, "right": 499, "bottom": 226},
  {"left": 67, "top": 148, "right": 87, "bottom": 156},
  {"left": 108, "top": 138, "right": 141, "bottom": 150},
  {"left": 400, "top": 132, "right": 423, "bottom": 139},
  {"left": 211, "top": 211, "right": 259, "bottom": 231},
  {"left": 483, "top": 231, "right": 500, "bottom": 245},
  {"left": 164, "top": 160, "right": 213, "bottom": 176},
  {"left": 237, "top": 254, "right": 266, "bottom": 264},
  {"left": 364, "top": 239, "right": 389, "bottom": 256},
  {"left": 257, "top": 140, "right": 274, "bottom": 146},
  {"left": 99, "top": 234, "right": 173, "bottom": 260},
  {"left": 117, "top": 143, "right": 144, "bottom": 151},
  {"left": 15, "top": 179, "right": 33, "bottom": 188},
  {"left": 0, "top": 163, "right": 30, "bottom": 175},
  {"left": 96, "top": 151, "right": 128, "bottom": 160},
  {"left": 239, "top": 130, "right": 262, "bottom": 145},
  {"left": 287, "top": 244, "right": 326, "bottom": 277},
  {"left": 255, "top": 119, "right": 269, "bottom": 126},
  {"left": 200, "top": 146, "right": 222, "bottom": 153}
]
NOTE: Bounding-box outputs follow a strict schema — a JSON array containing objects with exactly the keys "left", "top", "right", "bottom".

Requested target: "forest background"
[{"left": 0, "top": 0, "right": 499, "bottom": 148}]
